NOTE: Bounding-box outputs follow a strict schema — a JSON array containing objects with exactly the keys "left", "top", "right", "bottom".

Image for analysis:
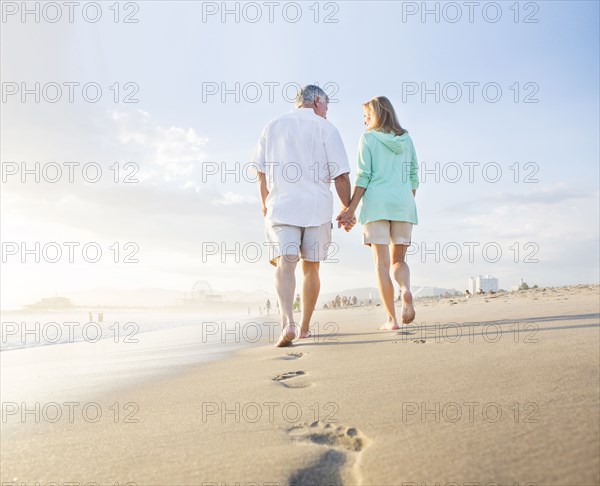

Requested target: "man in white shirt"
[{"left": 252, "top": 85, "right": 354, "bottom": 347}]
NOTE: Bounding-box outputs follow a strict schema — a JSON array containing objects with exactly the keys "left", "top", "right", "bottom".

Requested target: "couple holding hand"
[{"left": 252, "top": 85, "right": 419, "bottom": 347}]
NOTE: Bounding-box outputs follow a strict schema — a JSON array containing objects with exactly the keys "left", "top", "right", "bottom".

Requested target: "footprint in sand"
[
  {"left": 413, "top": 339, "right": 426, "bottom": 344},
  {"left": 288, "top": 421, "right": 370, "bottom": 486},
  {"left": 272, "top": 371, "right": 312, "bottom": 388},
  {"left": 282, "top": 352, "right": 304, "bottom": 361}
]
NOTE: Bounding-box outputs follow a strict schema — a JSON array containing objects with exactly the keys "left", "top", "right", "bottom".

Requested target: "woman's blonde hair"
[{"left": 363, "top": 96, "right": 406, "bottom": 136}]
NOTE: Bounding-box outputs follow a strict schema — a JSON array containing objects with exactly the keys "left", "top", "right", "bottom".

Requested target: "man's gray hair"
[{"left": 295, "top": 84, "right": 329, "bottom": 107}]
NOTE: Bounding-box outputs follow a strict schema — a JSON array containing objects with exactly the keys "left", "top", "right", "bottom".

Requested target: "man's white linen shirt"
[{"left": 252, "top": 108, "right": 350, "bottom": 227}]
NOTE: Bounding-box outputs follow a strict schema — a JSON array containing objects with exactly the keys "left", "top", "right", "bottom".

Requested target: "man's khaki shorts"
[
  {"left": 363, "top": 220, "right": 413, "bottom": 246},
  {"left": 265, "top": 221, "right": 332, "bottom": 266}
]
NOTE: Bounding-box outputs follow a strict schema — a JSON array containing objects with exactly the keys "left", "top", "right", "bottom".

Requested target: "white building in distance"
[{"left": 468, "top": 275, "right": 499, "bottom": 294}]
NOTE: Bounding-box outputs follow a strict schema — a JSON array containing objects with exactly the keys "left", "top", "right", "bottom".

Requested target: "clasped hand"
[{"left": 336, "top": 207, "right": 356, "bottom": 232}]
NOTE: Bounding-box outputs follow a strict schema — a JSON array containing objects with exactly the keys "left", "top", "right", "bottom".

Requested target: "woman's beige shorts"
[{"left": 363, "top": 220, "right": 413, "bottom": 246}]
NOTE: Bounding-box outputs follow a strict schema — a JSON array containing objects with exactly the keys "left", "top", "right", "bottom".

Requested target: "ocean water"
[
  {"left": 0, "top": 310, "right": 264, "bottom": 351},
  {"left": 0, "top": 310, "right": 282, "bottom": 410}
]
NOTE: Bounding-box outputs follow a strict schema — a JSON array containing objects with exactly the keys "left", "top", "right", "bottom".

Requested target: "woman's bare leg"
[
  {"left": 371, "top": 244, "right": 399, "bottom": 330},
  {"left": 391, "top": 244, "right": 415, "bottom": 323}
]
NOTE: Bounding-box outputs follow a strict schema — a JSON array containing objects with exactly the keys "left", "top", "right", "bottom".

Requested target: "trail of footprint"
[
  {"left": 288, "top": 421, "right": 370, "bottom": 485},
  {"left": 273, "top": 370, "right": 305, "bottom": 381},
  {"left": 272, "top": 371, "right": 312, "bottom": 388},
  {"left": 281, "top": 352, "right": 304, "bottom": 361}
]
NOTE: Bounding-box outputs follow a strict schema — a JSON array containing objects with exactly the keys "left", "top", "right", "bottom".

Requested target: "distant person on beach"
[
  {"left": 252, "top": 84, "right": 353, "bottom": 347},
  {"left": 338, "top": 96, "right": 419, "bottom": 330},
  {"left": 266, "top": 299, "right": 271, "bottom": 315}
]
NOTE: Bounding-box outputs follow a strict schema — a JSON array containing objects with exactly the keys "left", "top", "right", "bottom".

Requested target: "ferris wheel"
[{"left": 191, "top": 280, "right": 214, "bottom": 299}]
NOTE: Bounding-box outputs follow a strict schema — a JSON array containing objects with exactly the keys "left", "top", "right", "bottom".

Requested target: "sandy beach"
[{"left": 2, "top": 284, "right": 599, "bottom": 486}]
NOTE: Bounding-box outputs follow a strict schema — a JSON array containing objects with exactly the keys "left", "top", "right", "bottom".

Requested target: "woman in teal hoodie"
[{"left": 337, "top": 96, "right": 419, "bottom": 329}]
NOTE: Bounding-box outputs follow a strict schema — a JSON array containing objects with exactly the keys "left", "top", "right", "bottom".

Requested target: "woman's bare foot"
[
  {"left": 401, "top": 290, "right": 416, "bottom": 324},
  {"left": 276, "top": 324, "right": 296, "bottom": 347},
  {"left": 379, "top": 319, "right": 400, "bottom": 331},
  {"left": 298, "top": 328, "right": 312, "bottom": 339}
]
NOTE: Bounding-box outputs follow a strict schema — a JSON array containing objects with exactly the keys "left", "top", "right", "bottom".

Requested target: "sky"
[{"left": 1, "top": 0, "right": 599, "bottom": 309}]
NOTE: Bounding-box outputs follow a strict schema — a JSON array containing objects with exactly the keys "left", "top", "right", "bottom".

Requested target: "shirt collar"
[{"left": 292, "top": 107, "right": 318, "bottom": 117}]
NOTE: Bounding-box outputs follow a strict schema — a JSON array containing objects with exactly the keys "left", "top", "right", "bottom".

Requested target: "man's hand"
[{"left": 336, "top": 207, "right": 356, "bottom": 232}]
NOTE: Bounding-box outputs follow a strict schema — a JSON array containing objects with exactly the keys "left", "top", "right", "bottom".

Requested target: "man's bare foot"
[
  {"left": 401, "top": 290, "right": 416, "bottom": 324},
  {"left": 298, "top": 329, "right": 312, "bottom": 339},
  {"left": 276, "top": 324, "right": 296, "bottom": 347},
  {"left": 379, "top": 320, "right": 400, "bottom": 331}
]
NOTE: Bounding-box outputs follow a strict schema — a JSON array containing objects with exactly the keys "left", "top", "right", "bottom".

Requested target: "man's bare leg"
[
  {"left": 274, "top": 255, "right": 299, "bottom": 347},
  {"left": 392, "top": 244, "right": 415, "bottom": 324},
  {"left": 372, "top": 244, "right": 399, "bottom": 330},
  {"left": 299, "top": 260, "right": 320, "bottom": 338}
]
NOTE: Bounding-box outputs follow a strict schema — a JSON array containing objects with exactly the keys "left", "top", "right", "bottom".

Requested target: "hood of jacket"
[{"left": 369, "top": 131, "right": 410, "bottom": 154}]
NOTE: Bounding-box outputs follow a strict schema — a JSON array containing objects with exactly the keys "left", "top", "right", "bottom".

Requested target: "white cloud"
[
  {"left": 212, "top": 191, "right": 258, "bottom": 205},
  {"left": 111, "top": 110, "right": 208, "bottom": 182}
]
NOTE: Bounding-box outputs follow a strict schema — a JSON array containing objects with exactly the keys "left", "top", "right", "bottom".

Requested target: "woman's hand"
[{"left": 337, "top": 207, "right": 356, "bottom": 232}]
